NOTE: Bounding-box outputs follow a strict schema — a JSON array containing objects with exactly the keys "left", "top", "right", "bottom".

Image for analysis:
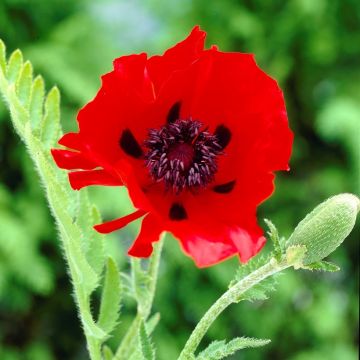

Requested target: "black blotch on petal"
[
  {"left": 213, "top": 180, "right": 236, "bottom": 194},
  {"left": 119, "top": 129, "right": 143, "bottom": 158},
  {"left": 214, "top": 124, "right": 231, "bottom": 149},
  {"left": 169, "top": 202, "right": 188, "bottom": 221},
  {"left": 167, "top": 102, "right": 181, "bottom": 123}
]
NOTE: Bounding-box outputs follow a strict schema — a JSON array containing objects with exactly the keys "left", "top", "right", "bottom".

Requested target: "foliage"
[
  {"left": 197, "top": 338, "right": 271, "bottom": 360},
  {"left": 0, "top": 1, "right": 358, "bottom": 360}
]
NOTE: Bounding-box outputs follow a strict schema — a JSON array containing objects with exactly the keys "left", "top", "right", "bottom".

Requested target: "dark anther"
[
  {"left": 167, "top": 102, "right": 181, "bottom": 123},
  {"left": 213, "top": 180, "right": 236, "bottom": 194},
  {"left": 169, "top": 202, "right": 188, "bottom": 220},
  {"left": 119, "top": 129, "right": 143, "bottom": 158},
  {"left": 145, "top": 119, "right": 224, "bottom": 192},
  {"left": 214, "top": 124, "right": 231, "bottom": 149}
]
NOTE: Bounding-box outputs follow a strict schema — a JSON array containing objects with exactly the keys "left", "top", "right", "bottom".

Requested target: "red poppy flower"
[{"left": 51, "top": 26, "right": 293, "bottom": 267}]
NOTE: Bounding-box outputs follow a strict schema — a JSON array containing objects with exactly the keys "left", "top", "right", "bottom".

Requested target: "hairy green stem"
[
  {"left": 29, "top": 139, "right": 103, "bottom": 360},
  {"left": 114, "top": 237, "right": 164, "bottom": 359},
  {"left": 178, "top": 258, "right": 290, "bottom": 360}
]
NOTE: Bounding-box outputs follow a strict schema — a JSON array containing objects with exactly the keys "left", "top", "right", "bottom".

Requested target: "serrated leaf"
[
  {"left": 41, "top": 86, "right": 61, "bottom": 147},
  {"left": 132, "top": 258, "right": 152, "bottom": 314},
  {"left": 146, "top": 313, "right": 160, "bottom": 335},
  {"left": 264, "top": 219, "right": 283, "bottom": 257},
  {"left": 6, "top": 49, "right": 23, "bottom": 83},
  {"left": 81, "top": 306, "right": 107, "bottom": 340},
  {"left": 128, "top": 349, "right": 144, "bottom": 360},
  {"left": 76, "top": 191, "right": 105, "bottom": 275},
  {"left": 0, "top": 39, "right": 6, "bottom": 74},
  {"left": 97, "top": 257, "right": 122, "bottom": 334},
  {"left": 239, "top": 275, "right": 278, "bottom": 302},
  {"left": 85, "top": 206, "right": 106, "bottom": 274},
  {"left": 197, "top": 337, "right": 270, "bottom": 360},
  {"left": 25, "top": 128, "right": 99, "bottom": 295},
  {"left": 16, "top": 61, "right": 33, "bottom": 106},
  {"left": 29, "top": 75, "right": 45, "bottom": 130},
  {"left": 229, "top": 253, "right": 271, "bottom": 288},
  {"left": 103, "top": 345, "right": 114, "bottom": 360},
  {"left": 7, "top": 84, "right": 28, "bottom": 137},
  {"left": 304, "top": 260, "right": 340, "bottom": 272},
  {"left": 139, "top": 320, "right": 155, "bottom": 360}
]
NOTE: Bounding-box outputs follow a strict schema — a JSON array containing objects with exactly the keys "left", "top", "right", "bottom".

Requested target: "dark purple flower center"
[{"left": 144, "top": 119, "right": 223, "bottom": 193}]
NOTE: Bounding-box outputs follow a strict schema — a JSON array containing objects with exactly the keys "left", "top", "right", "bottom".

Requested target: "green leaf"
[
  {"left": 139, "top": 320, "right": 155, "bottom": 360},
  {"left": 29, "top": 75, "right": 45, "bottom": 130},
  {"left": 40, "top": 86, "right": 61, "bottom": 148},
  {"left": 7, "top": 84, "right": 28, "bottom": 138},
  {"left": 16, "top": 61, "right": 33, "bottom": 106},
  {"left": 0, "top": 40, "right": 6, "bottom": 75},
  {"left": 98, "top": 257, "right": 122, "bottom": 334},
  {"left": 75, "top": 190, "right": 105, "bottom": 275},
  {"left": 197, "top": 337, "right": 270, "bottom": 360},
  {"left": 303, "top": 260, "right": 340, "bottom": 272},
  {"left": 26, "top": 129, "right": 99, "bottom": 295},
  {"left": 6, "top": 49, "right": 23, "bottom": 83},
  {"left": 229, "top": 253, "right": 271, "bottom": 288},
  {"left": 132, "top": 258, "right": 152, "bottom": 315},
  {"left": 264, "top": 219, "right": 283, "bottom": 258},
  {"left": 81, "top": 306, "right": 108, "bottom": 340},
  {"left": 103, "top": 345, "right": 114, "bottom": 360},
  {"left": 239, "top": 275, "right": 279, "bottom": 302},
  {"left": 146, "top": 313, "right": 160, "bottom": 335}
]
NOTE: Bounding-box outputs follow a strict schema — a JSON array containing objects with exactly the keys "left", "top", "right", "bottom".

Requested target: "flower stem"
[
  {"left": 178, "top": 258, "right": 290, "bottom": 360},
  {"left": 114, "top": 237, "right": 164, "bottom": 360}
]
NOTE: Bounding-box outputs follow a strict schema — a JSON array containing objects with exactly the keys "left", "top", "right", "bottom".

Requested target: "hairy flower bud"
[{"left": 286, "top": 193, "right": 359, "bottom": 265}]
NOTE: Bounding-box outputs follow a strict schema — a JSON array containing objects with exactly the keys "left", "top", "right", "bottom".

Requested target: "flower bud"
[{"left": 286, "top": 193, "right": 359, "bottom": 265}]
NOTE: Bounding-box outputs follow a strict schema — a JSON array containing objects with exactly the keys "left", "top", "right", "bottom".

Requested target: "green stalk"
[
  {"left": 178, "top": 258, "right": 290, "bottom": 360},
  {"left": 114, "top": 238, "right": 164, "bottom": 360}
]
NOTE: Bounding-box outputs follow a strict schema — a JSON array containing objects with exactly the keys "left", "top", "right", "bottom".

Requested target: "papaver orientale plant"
[{"left": 0, "top": 27, "right": 358, "bottom": 360}]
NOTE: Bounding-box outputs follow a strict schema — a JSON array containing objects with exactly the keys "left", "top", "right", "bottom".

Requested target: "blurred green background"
[{"left": 0, "top": 0, "right": 359, "bottom": 359}]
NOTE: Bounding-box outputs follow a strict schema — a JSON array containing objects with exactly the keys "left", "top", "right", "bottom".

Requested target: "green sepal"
[{"left": 285, "top": 245, "right": 307, "bottom": 269}]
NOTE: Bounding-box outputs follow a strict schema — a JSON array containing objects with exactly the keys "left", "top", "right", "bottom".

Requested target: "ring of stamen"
[{"left": 144, "top": 119, "right": 223, "bottom": 193}]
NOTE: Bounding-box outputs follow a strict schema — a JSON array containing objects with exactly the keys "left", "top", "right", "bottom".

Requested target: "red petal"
[
  {"left": 113, "top": 53, "right": 155, "bottom": 102},
  {"left": 51, "top": 149, "right": 96, "bottom": 170},
  {"left": 128, "top": 214, "right": 164, "bottom": 257},
  {"left": 147, "top": 26, "right": 206, "bottom": 94},
  {"left": 68, "top": 169, "right": 123, "bottom": 190},
  {"left": 94, "top": 209, "right": 147, "bottom": 234},
  {"left": 58, "top": 132, "right": 82, "bottom": 150},
  {"left": 169, "top": 219, "right": 265, "bottom": 267}
]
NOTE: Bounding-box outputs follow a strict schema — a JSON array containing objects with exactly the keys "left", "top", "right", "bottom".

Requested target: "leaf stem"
[{"left": 178, "top": 258, "right": 289, "bottom": 360}]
